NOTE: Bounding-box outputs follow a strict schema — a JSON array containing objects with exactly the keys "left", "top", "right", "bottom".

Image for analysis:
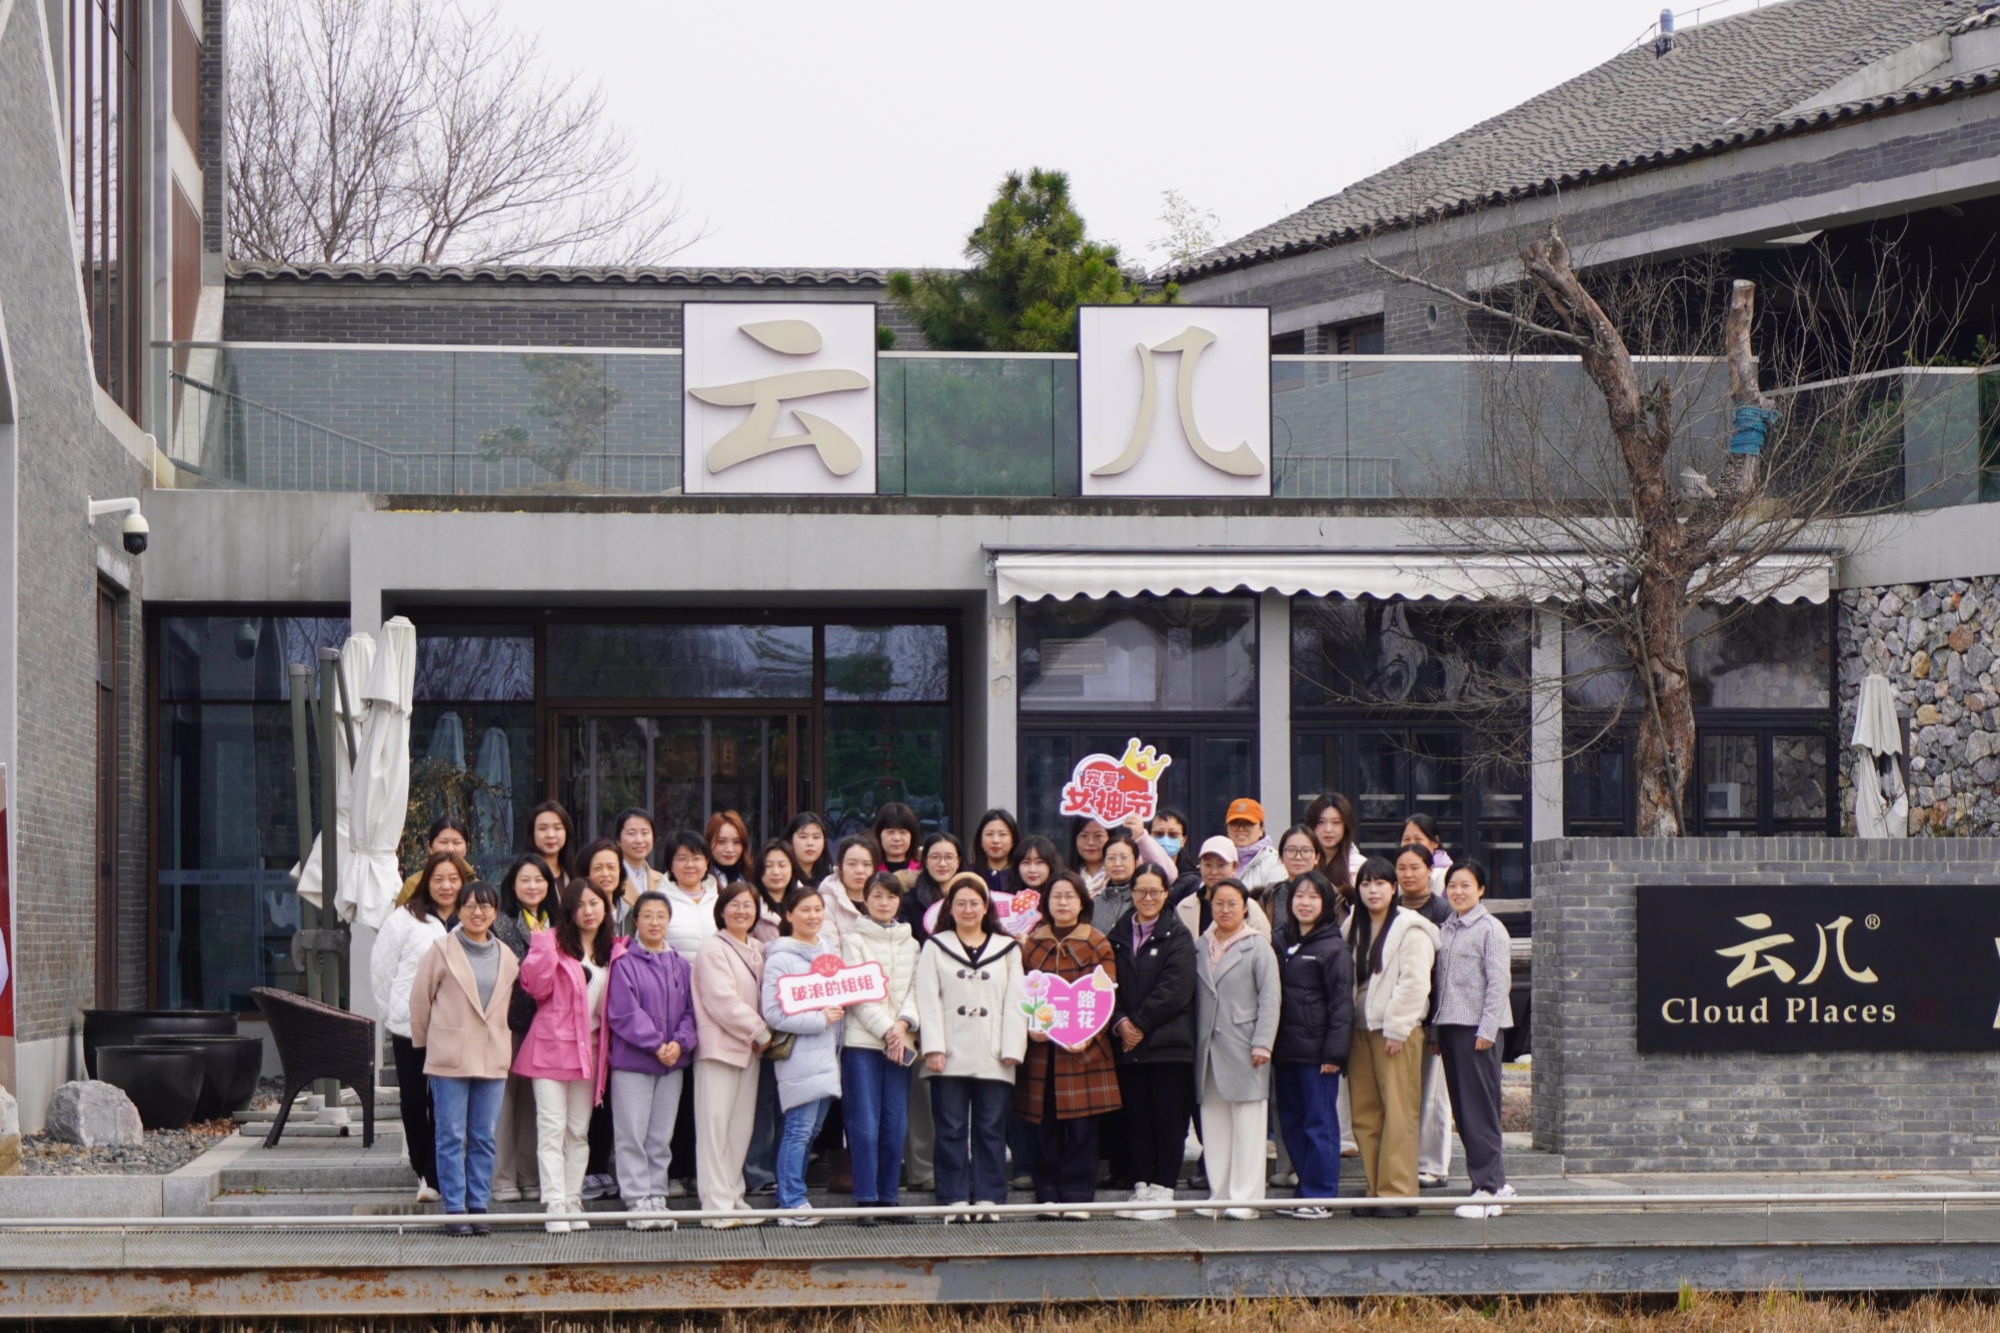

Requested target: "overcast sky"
[{"left": 493, "top": 0, "right": 1770, "bottom": 271}]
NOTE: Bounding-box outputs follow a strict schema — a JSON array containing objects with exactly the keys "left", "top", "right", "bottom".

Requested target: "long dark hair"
[
  {"left": 555, "top": 880, "right": 615, "bottom": 966},
  {"left": 408, "top": 851, "right": 473, "bottom": 923},
  {"left": 1006, "top": 835, "right": 1065, "bottom": 897},
  {"left": 783, "top": 812, "right": 834, "bottom": 883},
  {"left": 1346, "top": 856, "right": 1402, "bottom": 977},
  {"left": 526, "top": 801, "right": 577, "bottom": 878},
  {"left": 498, "top": 853, "right": 559, "bottom": 920},
  {"left": 972, "top": 808, "right": 1021, "bottom": 870},
  {"left": 1303, "top": 792, "right": 1359, "bottom": 890},
  {"left": 755, "top": 841, "right": 802, "bottom": 906}
]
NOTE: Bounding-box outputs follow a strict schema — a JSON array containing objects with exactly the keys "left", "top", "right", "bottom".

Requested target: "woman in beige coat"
[
  {"left": 1344, "top": 856, "right": 1440, "bottom": 1216},
  {"left": 409, "top": 882, "right": 521, "bottom": 1235},
  {"left": 689, "top": 882, "right": 773, "bottom": 1227}
]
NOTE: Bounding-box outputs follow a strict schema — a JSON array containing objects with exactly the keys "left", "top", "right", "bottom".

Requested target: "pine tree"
[{"left": 888, "top": 168, "right": 1174, "bottom": 352}]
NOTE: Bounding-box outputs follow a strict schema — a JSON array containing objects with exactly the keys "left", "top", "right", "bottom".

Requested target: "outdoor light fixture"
[{"left": 87, "top": 496, "right": 149, "bottom": 555}]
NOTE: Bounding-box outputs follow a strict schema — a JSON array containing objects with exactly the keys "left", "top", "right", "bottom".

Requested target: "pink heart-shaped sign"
[{"left": 1018, "top": 966, "right": 1117, "bottom": 1052}]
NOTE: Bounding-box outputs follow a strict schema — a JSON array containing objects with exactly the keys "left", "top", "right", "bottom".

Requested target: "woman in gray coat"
[{"left": 1192, "top": 878, "right": 1282, "bottom": 1219}]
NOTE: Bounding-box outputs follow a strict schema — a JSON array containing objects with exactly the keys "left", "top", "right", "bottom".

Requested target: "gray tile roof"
[
  {"left": 225, "top": 261, "right": 897, "bottom": 286},
  {"left": 1174, "top": 0, "right": 1994, "bottom": 280}
]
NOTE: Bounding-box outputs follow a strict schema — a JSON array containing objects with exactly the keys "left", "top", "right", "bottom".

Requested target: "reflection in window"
[
  {"left": 1565, "top": 602, "right": 1829, "bottom": 711},
  {"left": 825, "top": 625, "right": 949, "bottom": 702},
  {"left": 822, "top": 705, "right": 950, "bottom": 838},
  {"left": 1293, "top": 597, "right": 1526, "bottom": 709},
  {"left": 1772, "top": 733, "right": 1830, "bottom": 824},
  {"left": 410, "top": 705, "right": 537, "bottom": 879},
  {"left": 1018, "top": 597, "right": 1255, "bottom": 713},
  {"left": 546, "top": 624, "right": 813, "bottom": 699},
  {"left": 416, "top": 627, "right": 534, "bottom": 701},
  {"left": 1696, "top": 734, "right": 1761, "bottom": 828},
  {"left": 158, "top": 616, "right": 351, "bottom": 700}
]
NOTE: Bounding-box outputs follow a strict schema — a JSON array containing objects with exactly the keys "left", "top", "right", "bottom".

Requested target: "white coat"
[
  {"left": 914, "top": 931, "right": 1028, "bottom": 1082},
  {"left": 840, "top": 916, "right": 921, "bottom": 1052},
  {"left": 1354, "top": 907, "right": 1440, "bottom": 1044},
  {"left": 371, "top": 908, "right": 448, "bottom": 1039}
]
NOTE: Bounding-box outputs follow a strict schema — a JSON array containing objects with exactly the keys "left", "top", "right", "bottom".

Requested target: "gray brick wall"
[
  {"left": 200, "top": 0, "right": 225, "bottom": 254},
  {"left": 1, "top": 4, "right": 152, "bottom": 1035},
  {"left": 1532, "top": 837, "right": 2000, "bottom": 1172}
]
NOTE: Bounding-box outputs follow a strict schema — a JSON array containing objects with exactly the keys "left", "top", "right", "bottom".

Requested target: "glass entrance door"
[{"left": 555, "top": 713, "right": 805, "bottom": 848}]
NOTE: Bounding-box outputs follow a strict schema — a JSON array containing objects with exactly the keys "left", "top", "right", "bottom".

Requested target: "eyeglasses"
[{"left": 1281, "top": 845, "right": 1317, "bottom": 860}]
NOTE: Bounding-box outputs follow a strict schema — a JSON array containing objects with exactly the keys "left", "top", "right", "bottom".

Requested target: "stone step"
[{"left": 218, "top": 1160, "right": 420, "bottom": 1193}]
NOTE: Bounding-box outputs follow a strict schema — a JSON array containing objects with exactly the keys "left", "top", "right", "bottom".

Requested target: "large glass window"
[
  {"left": 155, "top": 615, "right": 348, "bottom": 1011},
  {"left": 823, "top": 705, "right": 951, "bottom": 838},
  {"left": 824, "top": 625, "right": 949, "bottom": 702},
  {"left": 546, "top": 624, "right": 813, "bottom": 699},
  {"left": 1564, "top": 602, "right": 1830, "bottom": 711},
  {"left": 1293, "top": 596, "right": 1527, "bottom": 710},
  {"left": 411, "top": 625, "right": 536, "bottom": 879},
  {"left": 1018, "top": 596, "right": 1256, "bottom": 713}
]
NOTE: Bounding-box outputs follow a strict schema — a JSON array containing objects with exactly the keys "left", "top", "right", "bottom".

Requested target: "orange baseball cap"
[{"left": 1224, "top": 798, "right": 1265, "bottom": 824}]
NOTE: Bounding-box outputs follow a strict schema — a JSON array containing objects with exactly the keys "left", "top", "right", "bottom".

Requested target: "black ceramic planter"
[
  {"left": 96, "top": 1045, "right": 207, "bottom": 1130},
  {"left": 82, "top": 1010, "right": 237, "bottom": 1079},
  {"left": 134, "top": 1035, "right": 264, "bottom": 1119}
]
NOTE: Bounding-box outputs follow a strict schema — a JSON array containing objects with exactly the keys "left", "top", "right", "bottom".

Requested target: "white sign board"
[
  {"left": 682, "top": 302, "right": 878, "bottom": 495},
  {"left": 1077, "top": 305, "right": 1271, "bottom": 498}
]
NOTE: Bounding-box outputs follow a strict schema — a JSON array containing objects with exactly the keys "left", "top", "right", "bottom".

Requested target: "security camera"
[{"left": 87, "top": 497, "right": 147, "bottom": 556}]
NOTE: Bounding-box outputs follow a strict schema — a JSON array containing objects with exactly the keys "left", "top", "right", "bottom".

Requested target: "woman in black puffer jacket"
[
  {"left": 1106, "top": 864, "right": 1197, "bottom": 1218},
  {"left": 1272, "top": 871, "right": 1355, "bottom": 1216}
]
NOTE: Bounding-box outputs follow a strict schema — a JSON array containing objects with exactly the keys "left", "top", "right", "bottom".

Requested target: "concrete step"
[{"left": 218, "top": 1159, "right": 419, "bottom": 1193}]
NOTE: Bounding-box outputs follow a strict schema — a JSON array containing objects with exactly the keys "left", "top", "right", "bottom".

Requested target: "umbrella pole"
[
  {"left": 287, "top": 664, "right": 319, "bottom": 1012},
  {"left": 314, "top": 650, "right": 348, "bottom": 1107}
]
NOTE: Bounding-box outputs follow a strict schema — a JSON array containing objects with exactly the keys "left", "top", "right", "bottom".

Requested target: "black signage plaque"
[{"left": 1635, "top": 884, "right": 2000, "bottom": 1053}]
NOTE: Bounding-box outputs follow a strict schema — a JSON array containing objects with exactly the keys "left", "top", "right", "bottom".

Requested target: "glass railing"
[{"left": 155, "top": 344, "right": 1998, "bottom": 507}]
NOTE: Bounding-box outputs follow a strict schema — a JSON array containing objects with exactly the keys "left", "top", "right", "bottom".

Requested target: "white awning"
[{"left": 990, "top": 549, "right": 1831, "bottom": 605}]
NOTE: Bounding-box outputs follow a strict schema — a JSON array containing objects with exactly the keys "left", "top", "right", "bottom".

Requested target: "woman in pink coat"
[{"left": 516, "top": 878, "right": 618, "bottom": 1233}]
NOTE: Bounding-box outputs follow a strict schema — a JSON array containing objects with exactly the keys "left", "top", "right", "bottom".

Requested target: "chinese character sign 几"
[
  {"left": 682, "top": 302, "right": 877, "bottom": 495},
  {"left": 773, "top": 953, "right": 890, "bottom": 1017},
  {"left": 1059, "top": 738, "right": 1172, "bottom": 828},
  {"left": 1078, "top": 305, "right": 1271, "bottom": 498},
  {"left": 1635, "top": 884, "right": 2000, "bottom": 1053},
  {"left": 1019, "top": 966, "right": 1118, "bottom": 1051}
]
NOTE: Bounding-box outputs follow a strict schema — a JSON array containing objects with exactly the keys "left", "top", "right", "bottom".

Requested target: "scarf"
[{"left": 1234, "top": 836, "right": 1272, "bottom": 872}]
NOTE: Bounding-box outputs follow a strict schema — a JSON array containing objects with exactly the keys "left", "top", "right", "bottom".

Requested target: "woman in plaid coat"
[{"left": 1014, "top": 871, "right": 1122, "bottom": 1216}]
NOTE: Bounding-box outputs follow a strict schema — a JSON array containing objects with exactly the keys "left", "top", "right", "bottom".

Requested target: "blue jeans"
[
  {"left": 929, "top": 1076, "right": 1011, "bottom": 1206},
  {"left": 777, "top": 1097, "right": 832, "bottom": 1209},
  {"left": 429, "top": 1075, "right": 505, "bottom": 1214},
  {"left": 744, "top": 1061, "right": 780, "bottom": 1190},
  {"left": 1273, "top": 1063, "right": 1343, "bottom": 1202},
  {"left": 841, "top": 1048, "right": 911, "bottom": 1205}
]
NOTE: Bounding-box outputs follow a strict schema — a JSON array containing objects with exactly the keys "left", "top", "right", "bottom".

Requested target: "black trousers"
[
  {"left": 668, "top": 1066, "right": 698, "bottom": 1181},
  {"left": 1115, "top": 1061, "right": 1194, "bottom": 1190},
  {"left": 389, "top": 1034, "right": 436, "bottom": 1189},
  {"left": 1030, "top": 1053, "right": 1099, "bottom": 1204},
  {"left": 1435, "top": 1024, "right": 1507, "bottom": 1193}
]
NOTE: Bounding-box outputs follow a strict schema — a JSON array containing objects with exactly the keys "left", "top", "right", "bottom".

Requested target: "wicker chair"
[{"left": 250, "top": 987, "right": 377, "bottom": 1148}]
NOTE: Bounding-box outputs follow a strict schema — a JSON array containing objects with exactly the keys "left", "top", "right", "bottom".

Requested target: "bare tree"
[
  {"left": 228, "top": 0, "right": 699, "bottom": 266},
  {"left": 1361, "top": 222, "right": 1970, "bottom": 835},
  {"left": 1151, "top": 189, "right": 1222, "bottom": 271}
]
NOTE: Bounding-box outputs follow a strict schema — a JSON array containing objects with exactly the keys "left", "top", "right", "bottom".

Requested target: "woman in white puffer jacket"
[
  {"left": 839, "top": 871, "right": 922, "bottom": 1211},
  {"left": 371, "top": 851, "right": 467, "bottom": 1202}
]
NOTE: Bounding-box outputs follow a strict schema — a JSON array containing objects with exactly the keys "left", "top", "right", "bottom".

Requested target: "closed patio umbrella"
[
  {"left": 341, "top": 617, "right": 417, "bottom": 930},
  {"left": 1850, "top": 673, "right": 1907, "bottom": 839},
  {"left": 294, "top": 633, "right": 376, "bottom": 912}
]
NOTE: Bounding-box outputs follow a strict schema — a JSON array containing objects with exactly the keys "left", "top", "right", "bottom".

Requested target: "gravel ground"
[{"left": 19, "top": 1118, "right": 235, "bottom": 1176}]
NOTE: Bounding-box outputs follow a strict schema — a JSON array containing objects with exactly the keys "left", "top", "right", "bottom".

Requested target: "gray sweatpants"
[{"left": 610, "top": 1067, "right": 685, "bottom": 1203}]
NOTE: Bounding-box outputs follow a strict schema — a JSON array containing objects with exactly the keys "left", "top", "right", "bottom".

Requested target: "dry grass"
[{"left": 135, "top": 1293, "right": 2000, "bottom": 1333}]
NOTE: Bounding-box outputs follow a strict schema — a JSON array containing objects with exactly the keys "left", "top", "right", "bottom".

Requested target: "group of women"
[{"left": 369, "top": 793, "right": 1516, "bottom": 1232}]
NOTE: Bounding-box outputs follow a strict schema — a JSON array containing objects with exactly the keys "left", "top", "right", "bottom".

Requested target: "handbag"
[{"left": 763, "top": 1030, "right": 797, "bottom": 1062}]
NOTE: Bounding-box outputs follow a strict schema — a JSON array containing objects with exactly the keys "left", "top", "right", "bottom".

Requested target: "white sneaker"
[
  {"left": 701, "top": 1216, "right": 743, "bottom": 1230},
  {"left": 627, "top": 1196, "right": 655, "bottom": 1230},
  {"left": 1115, "top": 1185, "right": 1147, "bottom": 1220},
  {"left": 1132, "top": 1183, "right": 1176, "bottom": 1222},
  {"left": 415, "top": 1182, "right": 441, "bottom": 1203},
  {"left": 1489, "top": 1184, "right": 1516, "bottom": 1217},
  {"left": 490, "top": 1187, "right": 522, "bottom": 1204},
  {"left": 1455, "top": 1189, "right": 1495, "bottom": 1220},
  {"left": 779, "top": 1202, "right": 820, "bottom": 1227},
  {"left": 666, "top": 1179, "right": 687, "bottom": 1198},
  {"left": 567, "top": 1197, "right": 589, "bottom": 1232},
  {"left": 1060, "top": 1211, "right": 1091, "bottom": 1221},
  {"left": 1283, "top": 1205, "right": 1334, "bottom": 1220},
  {"left": 1224, "top": 1207, "right": 1259, "bottom": 1221},
  {"left": 543, "top": 1199, "right": 571, "bottom": 1234}
]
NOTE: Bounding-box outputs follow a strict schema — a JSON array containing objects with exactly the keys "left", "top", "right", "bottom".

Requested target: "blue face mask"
[{"left": 1156, "top": 836, "right": 1183, "bottom": 859}]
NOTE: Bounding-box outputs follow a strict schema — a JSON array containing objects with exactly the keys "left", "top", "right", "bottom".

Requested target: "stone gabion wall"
[
  {"left": 1532, "top": 838, "right": 2000, "bottom": 1172},
  {"left": 1837, "top": 575, "right": 2000, "bottom": 836}
]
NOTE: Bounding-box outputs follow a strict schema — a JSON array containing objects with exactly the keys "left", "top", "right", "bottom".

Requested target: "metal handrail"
[{"left": 0, "top": 1191, "right": 1995, "bottom": 1231}]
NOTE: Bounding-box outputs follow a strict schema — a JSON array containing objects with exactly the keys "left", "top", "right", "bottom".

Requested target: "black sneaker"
[
  {"left": 1349, "top": 1206, "right": 1381, "bottom": 1219},
  {"left": 855, "top": 1215, "right": 880, "bottom": 1228}
]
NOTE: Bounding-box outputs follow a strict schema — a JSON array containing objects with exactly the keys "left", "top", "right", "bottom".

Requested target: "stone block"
[{"left": 46, "top": 1081, "right": 143, "bottom": 1147}]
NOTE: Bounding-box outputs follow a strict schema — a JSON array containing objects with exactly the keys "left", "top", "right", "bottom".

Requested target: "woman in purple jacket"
[{"left": 605, "top": 891, "right": 699, "bottom": 1229}]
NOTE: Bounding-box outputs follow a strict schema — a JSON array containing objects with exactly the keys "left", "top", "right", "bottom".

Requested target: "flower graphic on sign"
[
  {"left": 1059, "top": 738, "right": 1172, "bottom": 828},
  {"left": 1018, "top": 966, "right": 1118, "bottom": 1051}
]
